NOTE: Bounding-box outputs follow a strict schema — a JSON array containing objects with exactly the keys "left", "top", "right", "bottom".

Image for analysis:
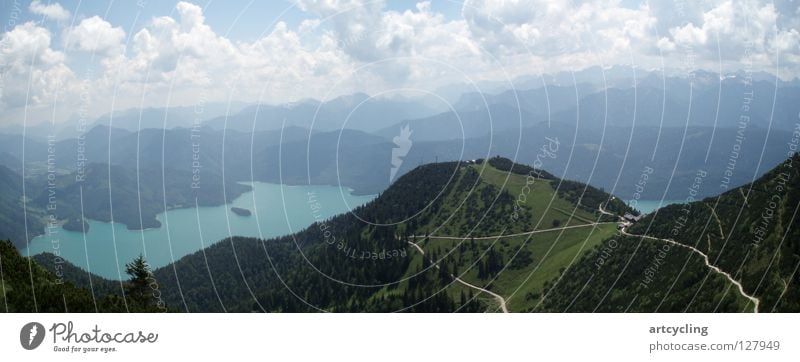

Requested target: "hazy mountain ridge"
[
  {"left": 1, "top": 68, "right": 798, "bottom": 245},
  {"left": 205, "top": 93, "right": 443, "bottom": 133}
]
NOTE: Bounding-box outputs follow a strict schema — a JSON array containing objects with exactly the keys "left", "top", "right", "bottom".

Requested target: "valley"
[
  {"left": 0, "top": 69, "right": 798, "bottom": 314},
  {"left": 2, "top": 154, "right": 798, "bottom": 313}
]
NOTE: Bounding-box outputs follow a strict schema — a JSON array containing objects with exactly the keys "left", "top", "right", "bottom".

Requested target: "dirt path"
[
  {"left": 706, "top": 204, "right": 726, "bottom": 240},
  {"left": 407, "top": 241, "right": 509, "bottom": 313},
  {"left": 403, "top": 220, "right": 617, "bottom": 312},
  {"left": 412, "top": 222, "right": 614, "bottom": 241},
  {"left": 598, "top": 204, "right": 617, "bottom": 217},
  {"left": 620, "top": 228, "right": 760, "bottom": 313}
]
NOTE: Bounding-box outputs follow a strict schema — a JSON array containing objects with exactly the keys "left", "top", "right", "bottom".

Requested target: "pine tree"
[{"left": 125, "top": 254, "right": 156, "bottom": 309}]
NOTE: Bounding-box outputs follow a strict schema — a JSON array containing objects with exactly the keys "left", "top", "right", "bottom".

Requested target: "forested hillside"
[
  {"left": 0, "top": 240, "right": 162, "bottom": 312},
  {"left": 0, "top": 166, "right": 44, "bottom": 247},
  {"left": 146, "top": 157, "right": 631, "bottom": 312},
  {"left": 541, "top": 154, "right": 800, "bottom": 312},
  {"left": 23, "top": 155, "right": 797, "bottom": 313}
]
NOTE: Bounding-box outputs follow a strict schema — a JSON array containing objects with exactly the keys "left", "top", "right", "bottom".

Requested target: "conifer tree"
[{"left": 125, "top": 254, "right": 156, "bottom": 309}]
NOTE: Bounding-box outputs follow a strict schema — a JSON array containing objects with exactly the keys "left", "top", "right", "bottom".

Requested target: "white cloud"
[
  {"left": 0, "top": 22, "right": 73, "bottom": 109},
  {"left": 295, "top": 0, "right": 389, "bottom": 61},
  {"left": 104, "top": 1, "right": 478, "bottom": 106},
  {"left": 63, "top": 16, "right": 126, "bottom": 54},
  {"left": 460, "top": 0, "right": 799, "bottom": 77},
  {"left": 462, "top": 0, "right": 658, "bottom": 59},
  {"left": 2, "top": 0, "right": 800, "bottom": 124},
  {"left": 290, "top": 0, "right": 480, "bottom": 89},
  {"left": 29, "top": 0, "right": 71, "bottom": 22},
  {"left": 654, "top": 0, "right": 800, "bottom": 76}
]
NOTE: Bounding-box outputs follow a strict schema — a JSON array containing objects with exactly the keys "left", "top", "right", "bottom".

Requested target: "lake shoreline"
[
  {"left": 23, "top": 182, "right": 376, "bottom": 280},
  {"left": 625, "top": 199, "right": 686, "bottom": 214}
]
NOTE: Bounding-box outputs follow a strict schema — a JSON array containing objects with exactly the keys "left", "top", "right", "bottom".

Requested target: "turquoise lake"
[
  {"left": 23, "top": 183, "right": 375, "bottom": 280},
  {"left": 626, "top": 199, "right": 685, "bottom": 214}
]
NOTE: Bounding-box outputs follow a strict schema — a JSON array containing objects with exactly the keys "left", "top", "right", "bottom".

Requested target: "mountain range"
[{"left": 1, "top": 102, "right": 797, "bottom": 245}]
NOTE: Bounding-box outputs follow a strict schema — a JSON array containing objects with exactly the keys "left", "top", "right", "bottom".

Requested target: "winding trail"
[
  {"left": 403, "top": 213, "right": 616, "bottom": 312},
  {"left": 412, "top": 222, "right": 614, "bottom": 241},
  {"left": 406, "top": 240, "right": 509, "bottom": 313},
  {"left": 619, "top": 228, "right": 760, "bottom": 313},
  {"left": 416, "top": 202, "right": 761, "bottom": 312},
  {"left": 601, "top": 203, "right": 758, "bottom": 312}
]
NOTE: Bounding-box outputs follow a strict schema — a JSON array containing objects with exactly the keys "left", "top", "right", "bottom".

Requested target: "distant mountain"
[
  {"left": 87, "top": 103, "right": 250, "bottom": 133},
  {"left": 375, "top": 104, "right": 534, "bottom": 142},
  {"left": 0, "top": 166, "right": 44, "bottom": 247},
  {"left": 0, "top": 133, "right": 48, "bottom": 165},
  {"left": 376, "top": 85, "right": 585, "bottom": 142},
  {"left": 27, "top": 162, "right": 250, "bottom": 232},
  {"left": 515, "top": 65, "right": 796, "bottom": 93},
  {"left": 2, "top": 69, "right": 797, "bottom": 242},
  {"left": 0, "top": 152, "right": 21, "bottom": 173},
  {"left": 507, "top": 125, "right": 793, "bottom": 201},
  {"left": 2, "top": 119, "right": 794, "bottom": 247},
  {"left": 383, "top": 77, "right": 800, "bottom": 142},
  {"left": 0, "top": 103, "right": 251, "bottom": 141},
  {"left": 454, "top": 84, "right": 586, "bottom": 116},
  {"left": 205, "top": 93, "right": 442, "bottom": 133},
  {"left": 542, "top": 154, "right": 800, "bottom": 312},
  {"left": 4, "top": 125, "right": 394, "bottom": 238},
  {"left": 49, "top": 124, "right": 392, "bottom": 194},
  {"left": 371, "top": 122, "right": 795, "bottom": 201},
  {"left": 251, "top": 129, "right": 394, "bottom": 195}
]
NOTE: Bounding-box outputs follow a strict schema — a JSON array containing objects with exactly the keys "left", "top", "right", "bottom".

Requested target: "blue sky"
[
  {"left": 5, "top": 1, "right": 312, "bottom": 42},
  {"left": 2, "top": 0, "right": 465, "bottom": 41}
]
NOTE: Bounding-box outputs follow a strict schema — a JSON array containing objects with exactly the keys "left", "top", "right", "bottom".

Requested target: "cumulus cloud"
[
  {"left": 291, "top": 0, "right": 478, "bottom": 88},
  {"left": 653, "top": 0, "right": 800, "bottom": 75},
  {"left": 295, "top": 0, "right": 390, "bottom": 61},
  {"left": 460, "top": 0, "right": 799, "bottom": 76},
  {"left": 462, "top": 0, "right": 658, "bottom": 60},
  {"left": 0, "top": 22, "right": 73, "bottom": 108},
  {"left": 63, "top": 16, "right": 126, "bottom": 54},
  {"left": 109, "top": 1, "right": 240, "bottom": 86},
  {"left": 29, "top": 0, "right": 71, "bottom": 21},
  {"left": 100, "top": 1, "right": 477, "bottom": 105}
]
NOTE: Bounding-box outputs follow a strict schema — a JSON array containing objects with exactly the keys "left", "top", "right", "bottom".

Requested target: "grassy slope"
[
  {"left": 474, "top": 164, "right": 599, "bottom": 227},
  {"left": 419, "top": 225, "right": 617, "bottom": 311},
  {"left": 373, "top": 159, "right": 626, "bottom": 312}
]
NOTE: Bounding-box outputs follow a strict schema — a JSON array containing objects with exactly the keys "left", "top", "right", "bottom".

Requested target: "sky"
[{"left": 0, "top": 0, "right": 799, "bottom": 126}]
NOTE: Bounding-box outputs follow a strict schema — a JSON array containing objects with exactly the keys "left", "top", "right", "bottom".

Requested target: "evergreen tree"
[{"left": 125, "top": 254, "right": 156, "bottom": 309}]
